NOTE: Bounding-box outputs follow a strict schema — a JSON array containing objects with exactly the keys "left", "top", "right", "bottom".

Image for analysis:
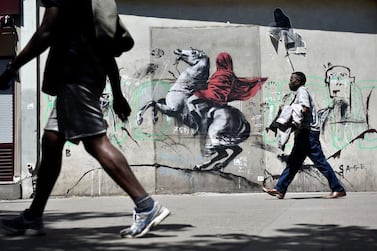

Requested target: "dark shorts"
[{"left": 44, "top": 83, "right": 107, "bottom": 144}]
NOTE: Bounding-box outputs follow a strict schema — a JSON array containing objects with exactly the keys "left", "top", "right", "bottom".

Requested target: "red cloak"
[{"left": 194, "top": 52, "right": 267, "bottom": 105}]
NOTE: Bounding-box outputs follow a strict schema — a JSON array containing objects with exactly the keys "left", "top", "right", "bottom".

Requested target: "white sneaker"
[{"left": 120, "top": 201, "right": 170, "bottom": 238}]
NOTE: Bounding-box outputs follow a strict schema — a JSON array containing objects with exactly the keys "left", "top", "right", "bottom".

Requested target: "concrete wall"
[{"left": 33, "top": 0, "right": 377, "bottom": 196}]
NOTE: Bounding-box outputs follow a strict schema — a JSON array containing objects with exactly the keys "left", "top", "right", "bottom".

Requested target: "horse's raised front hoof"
[{"left": 136, "top": 112, "right": 144, "bottom": 126}]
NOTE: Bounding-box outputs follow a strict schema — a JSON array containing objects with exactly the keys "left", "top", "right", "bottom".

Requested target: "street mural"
[
  {"left": 42, "top": 60, "right": 377, "bottom": 193},
  {"left": 38, "top": 14, "right": 377, "bottom": 193},
  {"left": 136, "top": 48, "right": 267, "bottom": 170}
]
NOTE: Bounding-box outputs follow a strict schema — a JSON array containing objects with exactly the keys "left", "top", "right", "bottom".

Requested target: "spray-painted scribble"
[
  {"left": 338, "top": 164, "right": 366, "bottom": 178},
  {"left": 151, "top": 48, "right": 165, "bottom": 58},
  {"left": 316, "top": 64, "right": 377, "bottom": 150},
  {"left": 327, "top": 129, "right": 377, "bottom": 159},
  {"left": 320, "top": 64, "right": 357, "bottom": 125},
  {"left": 136, "top": 48, "right": 267, "bottom": 170}
]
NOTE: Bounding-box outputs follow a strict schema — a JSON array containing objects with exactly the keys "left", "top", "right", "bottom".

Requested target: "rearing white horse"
[
  {"left": 136, "top": 48, "right": 251, "bottom": 170},
  {"left": 137, "top": 48, "right": 209, "bottom": 126}
]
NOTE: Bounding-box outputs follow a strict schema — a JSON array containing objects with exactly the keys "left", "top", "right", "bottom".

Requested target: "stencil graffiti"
[
  {"left": 268, "top": 8, "right": 306, "bottom": 71},
  {"left": 136, "top": 48, "right": 267, "bottom": 170}
]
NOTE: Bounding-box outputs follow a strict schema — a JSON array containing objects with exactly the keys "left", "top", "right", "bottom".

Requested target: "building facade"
[{"left": 1, "top": 0, "right": 376, "bottom": 198}]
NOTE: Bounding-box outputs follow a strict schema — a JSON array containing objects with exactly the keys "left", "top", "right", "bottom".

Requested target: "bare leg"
[
  {"left": 28, "top": 131, "right": 66, "bottom": 217},
  {"left": 82, "top": 134, "right": 147, "bottom": 201}
]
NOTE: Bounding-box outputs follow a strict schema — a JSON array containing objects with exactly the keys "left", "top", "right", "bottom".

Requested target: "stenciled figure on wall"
[
  {"left": 268, "top": 8, "right": 306, "bottom": 70},
  {"left": 188, "top": 52, "right": 267, "bottom": 134},
  {"left": 136, "top": 48, "right": 267, "bottom": 170}
]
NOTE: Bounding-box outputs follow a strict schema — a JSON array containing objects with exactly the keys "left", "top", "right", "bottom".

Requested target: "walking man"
[
  {"left": 0, "top": 0, "right": 170, "bottom": 238},
  {"left": 263, "top": 72, "right": 346, "bottom": 199}
]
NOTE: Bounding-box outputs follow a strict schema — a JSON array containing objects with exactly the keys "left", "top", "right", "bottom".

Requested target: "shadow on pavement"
[
  {"left": 191, "top": 224, "right": 377, "bottom": 250},
  {"left": 1, "top": 209, "right": 377, "bottom": 251},
  {"left": 290, "top": 196, "right": 325, "bottom": 200}
]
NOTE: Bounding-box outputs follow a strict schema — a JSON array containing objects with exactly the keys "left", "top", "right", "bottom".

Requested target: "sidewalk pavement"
[{"left": 1, "top": 192, "right": 377, "bottom": 251}]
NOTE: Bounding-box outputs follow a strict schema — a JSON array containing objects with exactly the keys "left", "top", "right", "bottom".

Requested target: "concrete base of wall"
[
  {"left": 156, "top": 166, "right": 261, "bottom": 194},
  {"left": 0, "top": 184, "right": 21, "bottom": 200}
]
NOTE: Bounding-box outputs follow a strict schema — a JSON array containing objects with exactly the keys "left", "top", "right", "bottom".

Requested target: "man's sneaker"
[
  {"left": 120, "top": 201, "right": 170, "bottom": 238},
  {"left": 2, "top": 211, "right": 45, "bottom": 236}
]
